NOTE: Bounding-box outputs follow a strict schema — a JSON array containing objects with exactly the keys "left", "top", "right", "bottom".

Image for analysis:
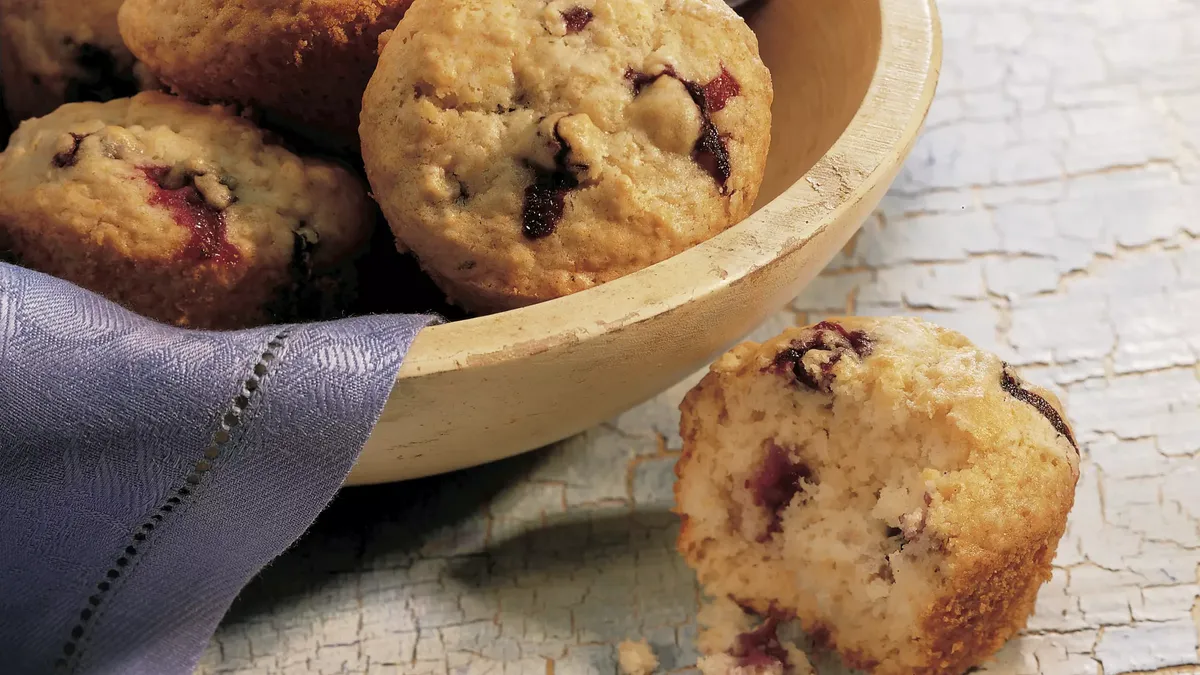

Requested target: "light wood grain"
[{"left": 347, "top": 0, "right": 942, "bottom": 485}]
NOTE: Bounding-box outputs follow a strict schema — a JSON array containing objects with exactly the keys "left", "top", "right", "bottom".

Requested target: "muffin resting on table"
[
  {"left": 360, "top": 0, "right": 773, "bottom": 314},
  {"left": 118, "top": 0, "right": 416, "bottom": 148},
  {"left": 0, "top": 92, "right": 374, "bottom": 329},
  {"left": 675, "top": 317, "right": 1081, "bottom": 675},
  {"left": 0, "top": 0, "right": 154, "bottom": 123}
]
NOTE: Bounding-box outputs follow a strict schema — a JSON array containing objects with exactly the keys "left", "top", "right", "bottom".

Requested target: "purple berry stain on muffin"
[
  {"left": 51, "top": 133, "right": 89, "bottom": 168},
  {"left": 1000, "top": 367, "right": 1079, "bottom": 453},
  {"left": 142, "top": 166, "right": 240, "bottom": 265},
  {"left": 562, "top": 6, "right": 594, "bottom": 33},
  {"left": 624, "top": 67, "right": 666, "bottom": 95},
  {"left": 691, "top": 121, "right": 731, "bottom": 188},
  {"left": 748, "top": 441, "right": 812, "bottom": 540},
  {"left": 625, "top": 65, "right": 740, "bottom": 191},
  {"left": 768, "top": 321, "right": 872, "bottom": 393},
  {"left": 522, "top": 120, "right": 580, "bottom": 239},
  {"left": 731, "top": 616, "right": 790, "bottom": 669},
  {"left": 702, "top": 67, "right": 742, "bottom": 112},
  {"left": 688, "top": 68, "right": 740, "bottom": 188}
]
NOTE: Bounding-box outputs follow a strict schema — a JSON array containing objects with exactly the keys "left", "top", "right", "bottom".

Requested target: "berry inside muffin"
[{"left": 695, "top": 596, "right": 813, "bottom": 675}]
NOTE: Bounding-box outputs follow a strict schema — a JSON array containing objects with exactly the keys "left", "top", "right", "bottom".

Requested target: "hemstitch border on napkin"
[{"left": 55, "top": 328, "right": 293, "bottom": 673}]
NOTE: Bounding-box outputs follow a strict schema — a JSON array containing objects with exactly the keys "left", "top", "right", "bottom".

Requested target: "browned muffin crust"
[{"left": 118, "top": 0, "right": 414, "bottom": 148}]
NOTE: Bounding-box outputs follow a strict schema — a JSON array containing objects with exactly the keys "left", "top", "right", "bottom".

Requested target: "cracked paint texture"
[{"left": 197, "top": 0, "right": 1200, "bottom": 673}]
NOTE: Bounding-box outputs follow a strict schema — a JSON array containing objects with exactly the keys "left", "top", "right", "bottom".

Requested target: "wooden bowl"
[{"left": 347, "top": 0, "right": 942, "bottom": 485}]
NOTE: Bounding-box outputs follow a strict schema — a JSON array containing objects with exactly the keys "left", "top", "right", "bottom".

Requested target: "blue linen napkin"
[{"left": 0, "top": 262, "right": 434, "bottom": 674}]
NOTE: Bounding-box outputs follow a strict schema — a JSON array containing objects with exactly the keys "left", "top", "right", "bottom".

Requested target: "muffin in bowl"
[
  {"left": 0, "top": 92, "right": 374, "bottom": 329},
  {"left": 1, "top": 0, "right": 155, "bottom": 122},
  {"left": 118, "top": 0, "right": 416, "bottom": 148},
  {"left": 360, "top": 0, "right": 773, "bottom": 314}
]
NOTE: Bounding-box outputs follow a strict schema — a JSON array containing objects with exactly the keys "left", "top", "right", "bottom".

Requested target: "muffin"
[
  {"left": 360, "top": 0, "right": 773, "bottom": 314},
  {"left": 0, "top": 92, "right": 374, "bottom": 329},
  {"left": 0, "top": 0, "right": 153, "bottom": 122},
  {"left": 118, "top": 0, "right": 415, "bottom": 148},
  {"left": 675, "top": 318, "right": 1081, "bottom": 674}
]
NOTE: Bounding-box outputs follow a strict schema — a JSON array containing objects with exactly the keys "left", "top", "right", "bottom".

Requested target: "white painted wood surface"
[{"left": 197, "top": 0, "right": 1200, "bottom": 672}]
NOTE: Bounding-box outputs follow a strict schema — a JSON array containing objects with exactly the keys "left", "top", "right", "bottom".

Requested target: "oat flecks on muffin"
[
  {"left": 0, "top": 0, "right": 154, "bottom": 123},
  {"left": 675, "top": 317, "right": 1081, "bottom": 675},
  {"left": 0, "top": 92, "right": 373, "bottom": 329},
  {"left": 360, "top": 0, "right": 773, "bottom": 314},
  {"left": 118, "top": 0, "right": 415, "bottom": 148}
]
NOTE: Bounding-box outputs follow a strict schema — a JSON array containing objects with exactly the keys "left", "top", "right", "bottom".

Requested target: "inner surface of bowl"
[
  {"left": 747, "top": 0, "right": 882, "bottom": 207},
  {"left": 351, "top": 0, "right": 936, "bottom": 485}
]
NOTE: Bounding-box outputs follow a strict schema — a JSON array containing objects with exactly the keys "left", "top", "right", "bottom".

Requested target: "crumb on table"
[{"left": 618, "top": 639, "right": 659, "bottom": 675}]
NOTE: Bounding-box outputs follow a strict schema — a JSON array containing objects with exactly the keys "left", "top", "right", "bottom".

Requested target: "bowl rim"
[{"left": 394, "top": 0, "right": 942, "bottom": 379}]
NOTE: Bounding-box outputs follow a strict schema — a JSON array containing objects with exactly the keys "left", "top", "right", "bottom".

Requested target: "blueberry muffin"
[
  {"left": 675, "top": 318, "right": 1081, "bottom": 675},
  {"left": 118, "top": 0, "right": 415, "bottom": 149},
  {"left": 0, "top": 92, "right": 373, "bottom": 329},
  {"left": 0, "top": 0, "right": 154, "bottom": 122},
  {"left": 360, "top": 0, "right": 773, "bottom": 314}
]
